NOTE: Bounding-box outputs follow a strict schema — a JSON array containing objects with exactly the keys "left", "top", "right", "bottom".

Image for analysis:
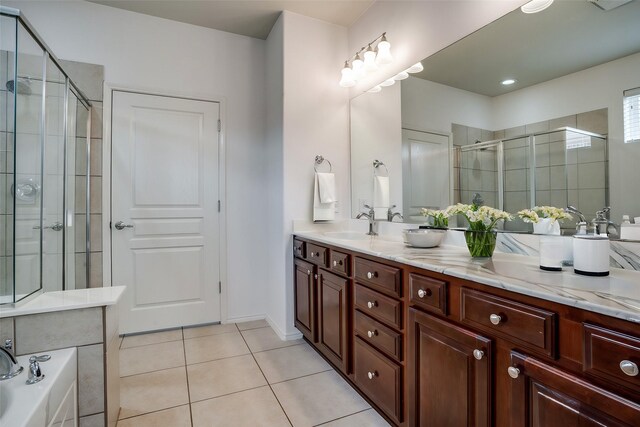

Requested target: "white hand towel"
[
  {"left": 317, "top": 173, "right": 336, "bottom": 203},
  {"left": 313, "top": 173, "right": 335, "bottom": 221},
  {"left": 373, "top": 175, "right": 390, "bottom": 220}
]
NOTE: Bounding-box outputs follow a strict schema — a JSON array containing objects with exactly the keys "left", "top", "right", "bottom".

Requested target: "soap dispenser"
[{"left": 573, "top": 211, "right": 610, "bottom": 277}]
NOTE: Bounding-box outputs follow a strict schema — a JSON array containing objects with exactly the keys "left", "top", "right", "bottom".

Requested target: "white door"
[
  {"left": 402, "top": 129, "right": 451, "bottom": 221},
  {"left": 111, "top": 91, "right": 220, "bottom": 334}
]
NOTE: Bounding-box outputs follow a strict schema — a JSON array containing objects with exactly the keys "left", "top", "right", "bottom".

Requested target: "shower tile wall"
[
  {"left": 61, "top": 60, "right": 104, "bottom": 288},
  {"left": 452, "top": 124, "right": 497, "bottom": 208}
]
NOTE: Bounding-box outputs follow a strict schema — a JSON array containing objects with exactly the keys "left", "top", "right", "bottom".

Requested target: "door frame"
[{"left": 101, "top": 83, "right": 229, "bottom": 323}]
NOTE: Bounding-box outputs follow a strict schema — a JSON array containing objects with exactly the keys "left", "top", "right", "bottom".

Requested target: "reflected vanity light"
[
  {"left": 394, "top": 71, "right": 409, "bottom": 80},
  {"left": 521, "top": 0, "right": 554, "bottom": 14},
  {"left": 501, "top": 78, "right": 517, "bottom": 85},
  {"left": 406, "top": 62, "right": 424, "bottom": 73},
  {"left": 338, "top": 32, "right": 392, "bottom": 87},
  {"left": 380, "top": 78, "right": 396, "bottom": 87},
  {"left": 367, "top": 85, "right": 382, "bottom": 93}
]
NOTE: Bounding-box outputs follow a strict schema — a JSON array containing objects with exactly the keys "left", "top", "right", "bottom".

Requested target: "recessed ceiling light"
[
  {"left": 501, "top": 79, "right": 517, "bottom": 86},
  {"left": 521, "top": 0, "right": 554, "bottom": 14}
]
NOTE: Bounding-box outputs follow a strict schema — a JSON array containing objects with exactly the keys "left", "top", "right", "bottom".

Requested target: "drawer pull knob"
[
  {"left": 417, "top": 289, "right": 431, "bottom": 298},
  {"left": 473, "top": 349, "right": 484, "bottom": 360},
  {"left": 507, "top": 366, "right": 520, "bottom": 379},
  {"left": 489, "top": 314, "right": 502, "bottom": 325},
  {"left": 367, "top": 271, "right": 373, "bottom": 279},
  {"left": 310, "top": 252, "right": 314, "bottom": 257},
  {"left": 367, "top": 330, "right": 377, "bottom": 338},
  {"left": 307, "top": 270, "right": 311, "bottom": 276},
  {"left": 314, "top": 274, "right": 318, "bottom": 280},
  {"left": 620, "top": 360, "right": 639, "bottom": 377},
  {"left": 367, "top": 301, "right": 377, "bottom": 309},
  {"left": 333, "top": 260, "right": 337, "bottom": 267},
  {"left": 367, "top": 371, "right": 377, "bottom": 380}
]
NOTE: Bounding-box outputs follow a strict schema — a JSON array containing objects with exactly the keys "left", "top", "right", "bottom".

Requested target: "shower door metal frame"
[{"left": 1, "top": 6, "right": 93, "bottom": 305}]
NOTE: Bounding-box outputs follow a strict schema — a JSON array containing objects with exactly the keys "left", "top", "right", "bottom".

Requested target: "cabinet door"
[
  {"left": 317, "top": 269, "right": 349, "bottom": 373},
  {"left": 295, "top": 258, "right": 316, "bottom": 342},
  {"left": 408, "top": 308, "right": 492, "bottom": 427},
  {"left": 508, "top": 351, "right": 640, "bottom": 427}
]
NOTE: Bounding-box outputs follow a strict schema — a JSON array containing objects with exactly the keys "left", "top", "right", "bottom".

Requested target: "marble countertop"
[
  {"left": 295, "top": 231, "right": 640, "bottom": 324},
  {"left": 0, "top": 286, "right": 126, "bottom": 318}
]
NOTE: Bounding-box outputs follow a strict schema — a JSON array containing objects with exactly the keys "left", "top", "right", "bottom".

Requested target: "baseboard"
[
  {"left": 266, "top": 315, "right": 303, "bottom": 341},
  {"left": 224, "top": 314, "right": 267, "bottom": 324}
]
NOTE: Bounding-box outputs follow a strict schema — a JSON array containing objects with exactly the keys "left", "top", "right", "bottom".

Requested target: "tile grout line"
[
  {"left": 267, "top": 367, "right": 335, "bottom": 386},
  {"left": 180, "top": 328, "right": 195, "bottom": 427},
  {"left": 238, "top": 327, "right": 294, "bottom": 427},
  {"left": 313, "top": 408, "right": 374, "bottom": 426},
  {"left": 117, "top": 403, "right": 191, "bottom": 422}
]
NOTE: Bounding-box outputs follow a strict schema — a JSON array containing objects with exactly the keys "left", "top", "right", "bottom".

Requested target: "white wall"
[
  {"left": 401, "top": 76, "right": 493, "bottom": 134},
  {"left": 350, "top": 84, "right": 402, "bottom": 217},
  {"left": 492, "top": 52, "right": 640, "bottom": 220},
  {"left": 347, "top": 0, "right": 527, "bottom": 94},
  {"left": 7, "top": 0, "right": 269, "bottom": 322},
  {"left": 265, "top": 11, "right": 350, "bottom": 338}
]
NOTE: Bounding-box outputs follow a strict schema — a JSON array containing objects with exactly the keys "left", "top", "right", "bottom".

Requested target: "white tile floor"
[{"left": 117, "top": 320, "right": 391, "bottom": 426}]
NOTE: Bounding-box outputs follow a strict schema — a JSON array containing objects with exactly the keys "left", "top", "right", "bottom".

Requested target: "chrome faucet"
[
  {"left": 591, "top": 207, "right": 619, "bottom": 237},
  {"left": 0, "top": 346, "right": 23, "bottom": 380},
  {"left": 387, "top": 205, "right": 403, "bottom": 222},
  {"left": 356, "top": 205, "right": 378, "bottom": 236}
]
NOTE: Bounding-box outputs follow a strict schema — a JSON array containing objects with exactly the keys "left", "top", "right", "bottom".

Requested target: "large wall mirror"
[{"left": 350, "top": 0, "right": 640, "bottom": 235}]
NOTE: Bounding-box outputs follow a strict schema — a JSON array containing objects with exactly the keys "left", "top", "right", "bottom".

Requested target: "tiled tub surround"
[
  {"left": 0, "top": 286, "right": 124, "bottom": 427},
  {"left": 293, "top": 230, "right": 640, "bottom": 323}
]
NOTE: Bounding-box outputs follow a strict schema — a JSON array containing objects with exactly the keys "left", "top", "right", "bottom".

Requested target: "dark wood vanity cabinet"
[
  {"left": 293, "top": 236, "right": 640, "bottom": 427},
  {"left": 317, "top": 269, "right": 349, "bottom": 373},
  {"left": 408, "top": 308, "right": 492, "bottom": 427},
  {"left": 294, "top": 257, "right": 316, "bottom": 343}
]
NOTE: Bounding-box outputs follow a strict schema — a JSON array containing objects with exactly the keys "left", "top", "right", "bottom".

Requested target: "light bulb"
[
  {"left": 501, "top": 78, "right": 517, "bottom": 86},
  {"left": 363, "top": 45, "right": 378, "bottom": 73},
  {"left": 380, "top": 78, "right": 395, "bottom": 87},
  {"left": 406, "top": 62, "right": 424, "bottom": 73},
  {"left": 521, "top": 0, "right": 553, "bottom": 14},
  {"left": 394, "top": 71, "right": 409, "bottom": 81},
  {"left": 339, "top": 62, "right": 356, "bottom": 88},
  {"left": 367, "top": 85, "right": 382, "bottom": 93},
  {"left": 352, "top": 53, "right": 365, "bottom": 80},
  {"left": 375, "top": 35, "right": 393, "bottom": 65}
]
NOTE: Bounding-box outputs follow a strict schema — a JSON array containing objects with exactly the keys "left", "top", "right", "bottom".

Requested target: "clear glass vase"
[{"left": 464, "top": 230, "right": 497, "bottom": 257}]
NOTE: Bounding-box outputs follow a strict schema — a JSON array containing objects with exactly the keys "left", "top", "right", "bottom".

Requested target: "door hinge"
[
  {"left": 217, "top": 119, "right": 221, "bottom": 132},
  {"left": 218, "top": 200, "right": 221, "bottom": 212},
  {"left": 219, "top": 281, "right": 222, "bottom": 294}
]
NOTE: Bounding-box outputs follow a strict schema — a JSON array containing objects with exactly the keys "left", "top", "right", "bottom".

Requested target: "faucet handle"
[
  {"left": 29, "top": 354, "right": 51, "bottom": 363},
  {"left": 363, "top": 204, "right": 372, "bottom": 210}
]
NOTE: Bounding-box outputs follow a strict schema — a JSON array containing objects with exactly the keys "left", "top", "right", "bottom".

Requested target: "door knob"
[
  {"left": 367, "top": 301, "right": 377, "bottom": 309},
  {"left": 507, "top": 366, "right": 520, "bottom": 379},
  {"left": 418, "top": 289, "right": 431, "bottom": 298},
  {"left": 489, "top": 314, "right": 502, "bottom": 325},
  {"left": 367, "top": 330, "right": 377, "bottom": 338},
  {"left": 620, "top": 360, "right": 639, "bottom": 377},
  {"left": 114, "top": 221, "right": 134, "bottom": 231},
  {"left": 367, "top": 371, "right": 377, "bottom": 380},
  {"left": 473, "top": 349, "right": 484, "bottom": 360}
]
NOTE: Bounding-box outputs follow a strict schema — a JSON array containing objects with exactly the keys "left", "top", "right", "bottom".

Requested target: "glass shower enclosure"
[
  {"left": 1, "top": 6, "right": 91, "bottom": 305},
  {"left": 456, "top": 127, "right": 608, "bottom": 233}
]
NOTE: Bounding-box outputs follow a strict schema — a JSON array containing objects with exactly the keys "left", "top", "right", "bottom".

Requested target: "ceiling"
[
  {"left": 87, "top": 0, "right": 375, "bottom": 39},
  {"left": 414, "top": 0, "right": 640, "bottom": 97}
]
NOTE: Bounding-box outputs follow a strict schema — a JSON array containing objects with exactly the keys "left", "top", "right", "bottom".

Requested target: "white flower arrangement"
[
  {"left": 517, "top": 206, "right": 572, "bottom": 224},
  {"left": 448, "top": 203, "right": 512, "bottom": 231},
  {"left": 420, "top": 208, "right": 450, "bottom": 228}
]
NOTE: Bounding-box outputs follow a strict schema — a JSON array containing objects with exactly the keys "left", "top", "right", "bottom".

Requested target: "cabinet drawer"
[
  {"left": 329, "top": 250, "right": 351, "bottom": 277},
  {"left": 306, "top": 243, "right": 328, "bottom": 267},
  {"left": 355, "top": 310, "right": 402, "bottom": 362},
  {"left": 460, "top": 288, "right": 557, "bottom": 357},
  {"left": 409, "top": 273, "right": 447, "bottom": 315},
  {"left": 355, "top": 284, "right": 403, "bottom": 330},
  {"left": 293, "top": 239, "right": 306, "bottom": 258},
  {"left": 354, "top": 337, "right": 403, "bottom": 424},
  {"left": 584, "top": 324, "right": 640, "bottom": 393},
  {"left": 354, "top": 257, "right": 401, "bottom": 297}
]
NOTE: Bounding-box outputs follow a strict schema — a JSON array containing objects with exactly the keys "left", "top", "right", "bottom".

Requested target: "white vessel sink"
[
  {"left": 323, "top": 231, "right": 370, "bottom": 241},
  {"left": 0, "top": 347, "right": 77, "bottom": 427}
]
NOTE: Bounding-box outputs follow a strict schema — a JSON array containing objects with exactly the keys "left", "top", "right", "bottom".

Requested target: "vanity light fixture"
[
  {"left": 521, "top": 0, "right": 554, "bottom": 14},
  {"left": 380, "top": 78, "right": 396, "bottom": 87},
  {"left": 338, "top": 32, "right": 392, "bottom": 87},
  {"left": 394, "top": 71, "right": 409, "bottom": 81},
  {"left": 406, "top": 61, "right": 424, "bottom": 74},
  {"left": 501, "top": 78, "right": 517, "bottom": 85},
  {"left": 367, "top": 85, "right": 382, "bottom": 93}
]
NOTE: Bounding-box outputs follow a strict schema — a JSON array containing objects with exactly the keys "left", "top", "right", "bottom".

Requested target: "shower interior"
[
  {"left": 1, "top": 7, "right": 92, "bottom": 305},
  {"left": 455, "top": 127, "right": 608, "bottom": 233}
]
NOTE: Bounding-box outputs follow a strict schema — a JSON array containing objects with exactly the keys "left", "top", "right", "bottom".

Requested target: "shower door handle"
[
  {"left": 114, "top": 221, "right": 134, "bottom": 231},
  {"left": 33, "top": 222, "right": 63, "bottom": 231}
]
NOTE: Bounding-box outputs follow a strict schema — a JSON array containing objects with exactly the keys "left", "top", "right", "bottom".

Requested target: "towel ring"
[
  {"left": 373, "top": 160, "right": 389, "bottom": 176},
  {"left": 314, "top": 155, "right": 332, "bottom": 172}
]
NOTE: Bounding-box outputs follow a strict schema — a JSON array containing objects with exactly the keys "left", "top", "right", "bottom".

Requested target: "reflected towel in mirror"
[{"left": 373, "top": 175, "right": 390, "bottom": 219}]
